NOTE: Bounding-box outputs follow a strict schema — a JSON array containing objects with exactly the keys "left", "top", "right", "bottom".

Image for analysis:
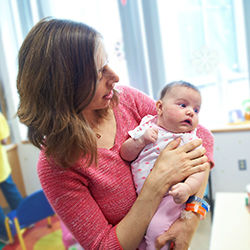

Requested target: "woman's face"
[{"left": 83, "top": 42, "right": 119, "bottom": 114}]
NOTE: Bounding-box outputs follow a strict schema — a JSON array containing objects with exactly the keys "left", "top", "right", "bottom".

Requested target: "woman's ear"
[{"left": 156, "top": 100, "right": 163, "bottom": 116}]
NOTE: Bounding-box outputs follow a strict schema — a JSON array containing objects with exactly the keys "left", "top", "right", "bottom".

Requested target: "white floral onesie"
[{"left": 130, "top": 114, "right": 198, "bottom": 195}]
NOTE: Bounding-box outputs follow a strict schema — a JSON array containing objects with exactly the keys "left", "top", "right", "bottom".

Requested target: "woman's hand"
[
  {"left": 117, "top": 138, "right": 209, "bottom": 250},
  {"left": 155, "top": 213, "right": 200, "bottom": 250},
  {"left": 144, "top": 138, "right": 209, "bottom": 197}
]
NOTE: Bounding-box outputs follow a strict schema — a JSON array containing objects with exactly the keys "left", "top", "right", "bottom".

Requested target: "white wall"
[
  {"left": 211, "top": 130, "right": 250, "bottom": 197},
  {"left": 17, "top": 143, "right": 41, "bottom": 195},
  {"left": 17, "top": 130, "right": 250, "bottom": 197}
]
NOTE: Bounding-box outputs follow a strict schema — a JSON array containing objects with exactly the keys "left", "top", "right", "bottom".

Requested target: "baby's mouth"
[{"left": 183, "top": 119, "right": 192, "bottom": 125}]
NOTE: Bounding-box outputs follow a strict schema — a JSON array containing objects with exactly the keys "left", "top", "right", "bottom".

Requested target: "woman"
[{"left": 17, "top": 17, "right": 212, "bottom": 250}]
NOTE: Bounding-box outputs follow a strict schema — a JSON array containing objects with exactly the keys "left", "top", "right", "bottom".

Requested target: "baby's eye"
[
  {"left": 179, "top": 103, "right": 186, "bottom": 108},
  {"left": 194, "top": 108, "right": 200, "bottom": 113}
]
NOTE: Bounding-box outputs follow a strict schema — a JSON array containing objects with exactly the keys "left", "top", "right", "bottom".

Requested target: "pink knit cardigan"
[{"left": 38, "top": 85, "right": 214, "bottom": 249}]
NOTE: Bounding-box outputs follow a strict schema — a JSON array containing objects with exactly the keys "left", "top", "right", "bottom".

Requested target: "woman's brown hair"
[{"left": 17, "top": 17, "right": 117, "bottom": 167}]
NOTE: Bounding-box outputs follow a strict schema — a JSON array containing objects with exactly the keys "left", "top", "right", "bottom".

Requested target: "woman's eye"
[
  {"left": 98, "top": 66, "right": 108, "bottom": 80},
  {"left": 98, "top": 69, "right": 105, "bottom": 80},
  {"left": 98, "top": 71, "right": 103, "bottom": 80}
]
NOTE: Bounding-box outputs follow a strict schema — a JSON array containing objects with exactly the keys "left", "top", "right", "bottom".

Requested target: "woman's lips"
[{"left": 103, "top": 90, "right": 113, "bottom": 100}]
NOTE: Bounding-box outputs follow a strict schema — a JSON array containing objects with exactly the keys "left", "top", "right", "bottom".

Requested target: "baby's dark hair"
[{"left": 159, "top": 80, "right": 200, "bottom": 99}]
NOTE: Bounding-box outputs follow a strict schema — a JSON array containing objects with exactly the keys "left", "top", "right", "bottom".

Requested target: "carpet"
[
  {"left": 0, "top": 243, "right": 5, "bottom": 250},
  {"left": 2, "top": 216, "right": 65, "bottom": 250}
]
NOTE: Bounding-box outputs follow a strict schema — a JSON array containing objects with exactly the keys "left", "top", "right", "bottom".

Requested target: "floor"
[
  {"left": 2, "top": 216, "right": 63, "bottom": 250},
  {"left": 190, "top": 212, "right": 212, "bottom": 250},
  {"left": 1, "top": 209, "right": 212, "bottom": 250}
]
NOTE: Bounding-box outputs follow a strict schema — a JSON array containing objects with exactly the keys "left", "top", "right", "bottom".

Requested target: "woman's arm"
[
  {"left": 39, "top": 138, "right": 208, "bottom": 250},
  {"left": 117, "top": 138, "right": 209, "bottom": 250}
]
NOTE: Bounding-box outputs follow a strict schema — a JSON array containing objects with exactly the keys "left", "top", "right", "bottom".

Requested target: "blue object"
[
  {"left": 228, "top": 109, "right": 244, "bottom": 123},
  {"left": 5, "top": 189, "right": 55, "bottom": 246},
  {"left": 187, "top": 195, "right": 210, "bottom": 212},
  {"left": 0, "top": 174, "right": 23, "bottom": 239},
  {"left": 204, "top": 184, "right": 209, "bottom": 197}
]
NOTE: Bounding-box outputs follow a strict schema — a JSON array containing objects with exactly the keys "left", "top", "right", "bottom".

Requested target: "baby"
[{"left": 120, "top": 80, "right": 212, "bottom": 250}]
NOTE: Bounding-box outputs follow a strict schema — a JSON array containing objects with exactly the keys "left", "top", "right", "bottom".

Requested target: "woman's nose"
[{"left": 107, "top": 67, "right": 119, "bottom": 84}]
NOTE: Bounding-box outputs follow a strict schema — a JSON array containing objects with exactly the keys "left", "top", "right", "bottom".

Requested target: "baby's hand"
[
  {"left": 143, "top": 127, "right": 158, "bottom": 145},
  {"left": 168, "top": 183, "right": 191, "bottom": 204}
]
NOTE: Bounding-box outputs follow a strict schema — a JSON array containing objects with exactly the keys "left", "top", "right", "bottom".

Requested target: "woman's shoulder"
[
  {"left": 116, "top": 84, "right": 150, "bottom": 97},
  {"left": 197, "top": 124, "right": 214, "bottom": 140},
  {"left": 115, "top": 85, "right": 154, "bottom": 108},
  {"left": 37, "top": 150, "right": 62, "bottom": 180},
  {"left": 197, "top": 124, "right": 214, "bottom": 167},
  {"left": 115, "top": 84, "right": 139, "bottom": 92}
]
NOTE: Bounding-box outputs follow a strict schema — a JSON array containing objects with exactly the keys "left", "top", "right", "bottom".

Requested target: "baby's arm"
[
  {"left": 120, "top": 127, "right": 158, "bottom": 162},
  {"left": 169, "top": 171, "right": 206, "bottom": 204}
]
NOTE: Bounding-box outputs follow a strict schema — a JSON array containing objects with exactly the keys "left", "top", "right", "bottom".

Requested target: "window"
[
  {"left": 47, "top": 0, "right": 129, "bottom": 86},
  {"left": 0, "top": 0, "right": 129, "bottom": 141},
  {"left": 157, "top": 0, "right": 250, "bottom": 127},
  {"left": 1, "top": 0, "right": 250, "bottom": 142}
]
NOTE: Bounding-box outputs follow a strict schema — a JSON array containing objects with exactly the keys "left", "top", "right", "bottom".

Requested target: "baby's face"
[{"left": 156, "top": 86, "right": 201, "bottom": 133}]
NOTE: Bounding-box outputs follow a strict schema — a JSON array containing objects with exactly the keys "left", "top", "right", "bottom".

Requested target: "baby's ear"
[{"left": 156, "top": 100, "right": 163, "bottom": 115}]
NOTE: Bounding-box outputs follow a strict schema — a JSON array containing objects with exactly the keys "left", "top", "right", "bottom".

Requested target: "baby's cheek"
[{"left": 166, "top": 109, "right": 181, "bottom": 121}]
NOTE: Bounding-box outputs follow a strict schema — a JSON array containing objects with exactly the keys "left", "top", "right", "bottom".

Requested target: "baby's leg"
[{"left": 145, "top": 195, "right": 183, "bottom": 250}]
